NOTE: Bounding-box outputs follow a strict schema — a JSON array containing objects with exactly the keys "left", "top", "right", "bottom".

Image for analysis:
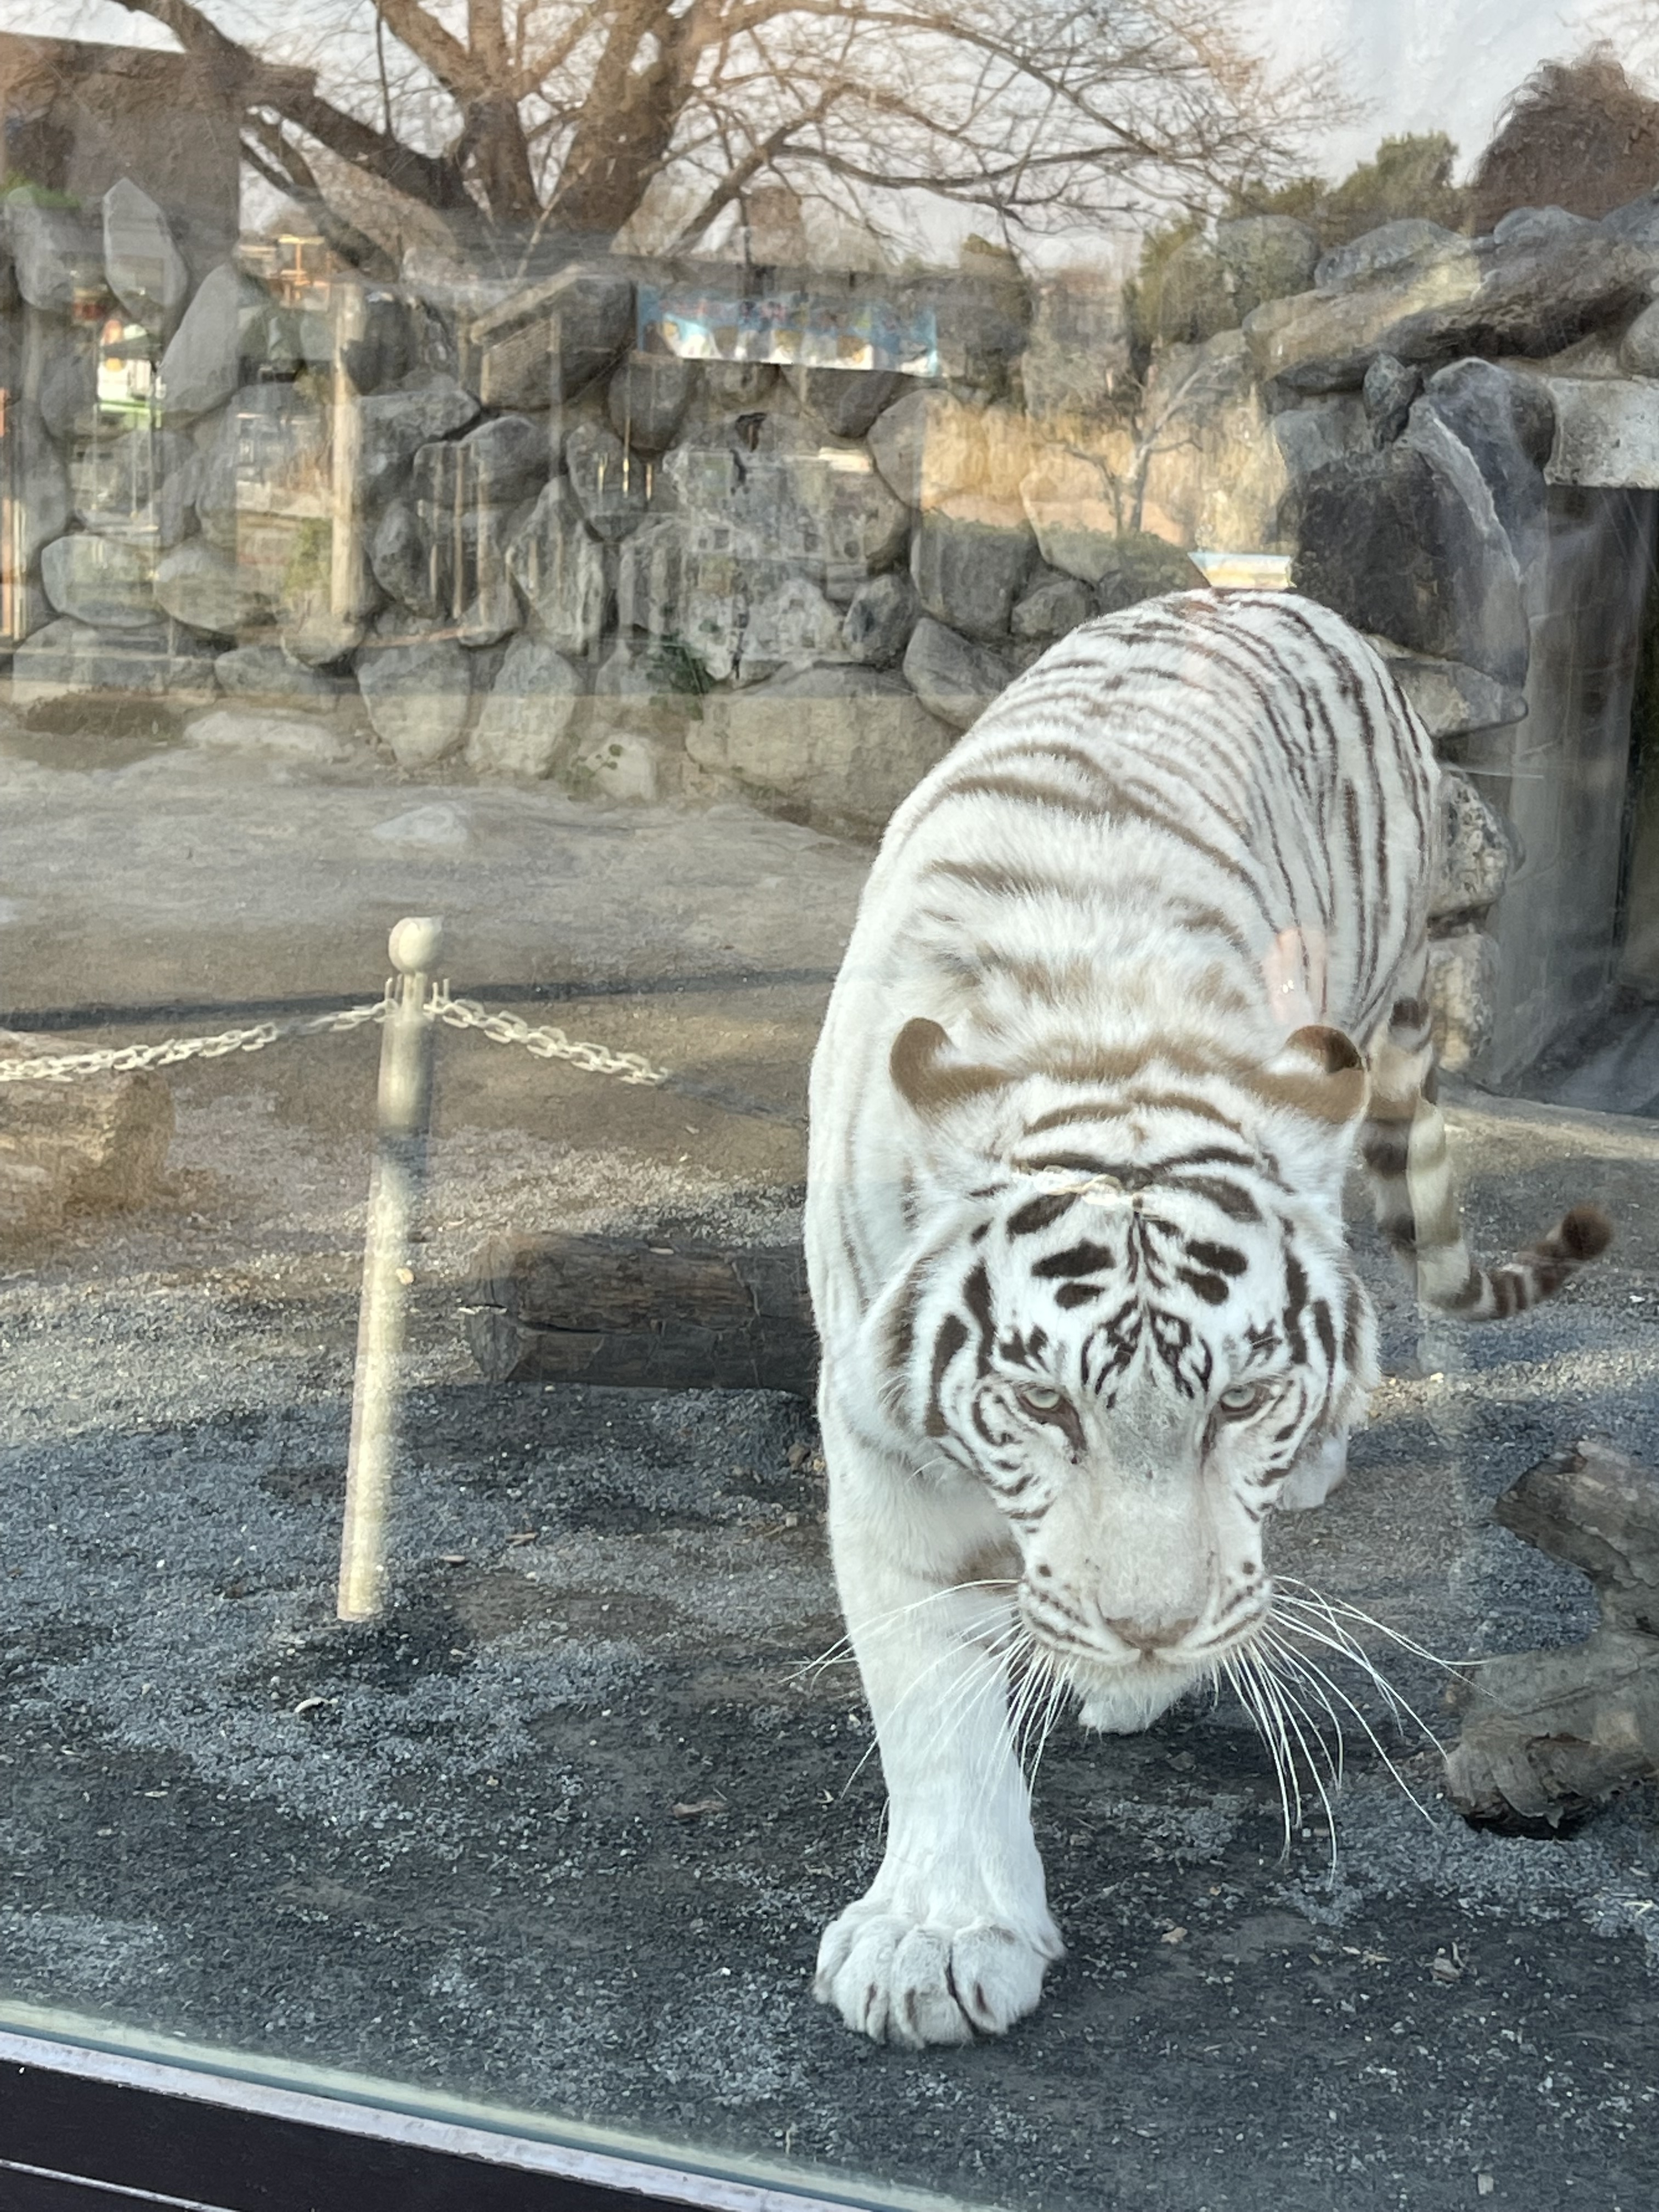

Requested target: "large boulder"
[
  {"left": 789, "top": 366, "right": 903, "bottom": 439},
  {"left": 1246, "top": 231, "right": 1654, "bottom": 392},
  {"left": 1431, "top": 769, "right": 1514, "bottom": 919},
  {"left": 507, "top": 479, "right": 608, "bottom": 655},
  {"left": 1137, "top": 330, "right": 1291, "bottom": 550},
  {"left": 41, "top": 534, "right": 155, "bottom": 629},
  {"left": 1292, "top": 436, "right": 1529, "bottom": 687},
  {"left": 14, "top": 405, "right": 71, "bottom": 566},
  {"left": 902, "top": 617, "right": 1014, "bottom": 730},
  {"left": 1427, "top": 927, "right": 1498, "bottom": 1073},
  {"left": 191, "top": 383, "right": 330, "bottom": 550},
  {"left": 910, "top": 499, "right": 1035, "bottom": 639},
  {"left": 153, "top": 540, "right": 272, "bottom": 637},
  {"left": 1361, "top": 634, "right": 1528, "bottom": 738},
  {"left": 27, "top": 315, "right": 98, "bottom": 446},
  {"left": 354, "top": 637, "right": 472, "bottom": 767},
  {"left": 1011, "top": 570, "right": 1094, "bottom": 648},
  {"left": 156, "top": 263, "right": 280, "bottom": 421},
  {"left": 868, "top": 388, "right": 1039, "bottom": 511},
  {"left": 687, "top": 662, "right": 957, "bottom": 834},
  {"left": 1313, "top": 219, "right": 1466, "bottom": 293},
  {"left": 413, "top": 411, "right": 551, "bottom": 515},
  {"left": 1272, "top": 396, "right": 1370, "bottom": 486},
  {"left": 354, "top": 377, "right": 480, "bottom": 511},
  {"left": 470, "top": 267, "right": 634, "bottom": 409},
  {"left": 101, "top": 179, "right": 189, "bottom": 337},
  {"left": 465, "top": 635, "right": 580, "bottom": 777},
  {"left": 12, "top": 617, "right": 216, "bottom": 709},
  {"left": 1410, "top": 359, "right": 1553, "bottom": 557},
  {"left": 1022, "top": 272, "right": 1133, "bottom": 427},
  {"left": 1018, "top": 450, "right": 1121, "bottom": 584},
  {"left": 841, "top": 569, "right": 919, "bottom": 668},
  {"left": 370, "top": 500, "right": 440, "bottom": 618}
]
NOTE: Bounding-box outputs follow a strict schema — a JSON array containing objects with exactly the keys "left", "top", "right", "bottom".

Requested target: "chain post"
[{"left": 337, "top": 917, "right": 442, "bottom": 1622}]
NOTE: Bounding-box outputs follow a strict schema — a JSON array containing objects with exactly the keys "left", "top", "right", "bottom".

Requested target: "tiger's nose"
[{"left": 1103, "top": 1613, "right": 1199, "bottom": 1655}]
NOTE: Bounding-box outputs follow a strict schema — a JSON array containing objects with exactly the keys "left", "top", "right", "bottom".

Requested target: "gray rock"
[
  {"left": 71, "top": 427, "right": 194, "bottom": 549},
  {"left": 356, "top": 377, "right": 480, "bottom": 511},
  {"left": 607, "top": 352, "right": 693, "bottom": 452},
  {"left": 612, "top": 514, "right": 753, "bottom": 685},
  {"left": 563, "top": 421, "right": 648, "bottom": 541},
  {"left": 101, "top": 179, "right": 189, "bottom": 336},
  {"left": 1293, "top": 438, "right": 1529, "bottom": 687},
  {"left": 842, "top": 569, "right": 919, "bottom": 667},
  {"left": 1314, "top": 219, "right": 1465, "bottom": 292},
  {"left": 658, "top": 415, "right": 909, "bottom": 594},
  {"left": 339, "top": 290, "right": 411, "bottom": 394},
  {"left": 414, "top": 412, "right": 551, "bottom": 516},
  {"left": 1431, "top": 768, "right": 1514, "bottom": 918},
  {"left": 1215, "top": 216, "right": 1321, "bottom": 317},
  {"left": 1412, "top": 359, "right": 1552, "bottom": 555},
  {"left": 153, "top": 540, "right": 270, "bottom": 637},
  {"left": 1602, "top": 188, "right": 1659, "bottom": 251},
  {"left": 1011, "top": 571, "right": 1094, "bottom": 645},
  {"left": 902, "top": 616, "right": 1013, "bottom": 730},
  {"left": 687, "top": 662, "right": 957, "bottom": 834},
  {"left": 790, "top": 368, "right": 904, "bottom": 439},
  {"left": 41, "top": 534, "right": 155, "bottom": 629},
  {"left": 213, "top": 645, "right": 351, "bottom": 712},
  {"left": 12, "top": 616, "right": 216, "bottom": 709},
  {"left": 280, "top": 597, "right": 366, "bottom": 669},
  {"left": 156, "top": 263, "right": 274, "bottom": 421},
  {"left": 507, "top": 479, "right": 608, "bottom": 656},
  {"left": 455, "top": 566, "right": 522, "bottom": 649},
  {"left": 1427, "top": 926, "right": 1497, "bottom": 1073},
  {"left": 1091, "top": 531, "right": 1209, "bottom": 613},
  {"left": 1361, "top": 634, "right": 1527, "bottom": 738},
  {"left": 1271, "top": 396, "right": 1370, "bottom": 483},
  {"left": 354, "top": 637, "right": 472, "bottom": 767},
  {"left": 1620, "top": 300, "right": 1659, "bottom": 378},
  {"left": 1023, "top": 273, "right": 1133, "bottom": 425},
  {"left": 14, "top": 406, "right": 70, "bottom": 566},
  {"left": 6, "top": 200, "right": 102, "bottom": 313},
  {"left": 471, "top": 268, "right": 634, "bottom": 409},
  {"left": 866, "top": 388, "right": 937, "bottom": 507},
  {"left": 464, "top": 635, "right": 580, "bottom": 777},
  {"left": 1492, "top": 205, "right": 1601, "bottom": 253},
  {"left": 1362, "top": 354, "right": 1421, "bottom": 447},
  {"left": 1250, "top": 232, "right": 1653, "bottom": 392},
  {"left": 910, "top": 504, "right": 1034, "bottom": 640},
  {"left": 370, "top": 500, "right": 440, "bottom": 618},
  {"left": 28, "top": 314, "right": 98, "bottom": 446}
]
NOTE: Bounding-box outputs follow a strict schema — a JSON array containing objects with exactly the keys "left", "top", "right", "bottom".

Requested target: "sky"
[{"left": 9, "top": 0, "right": 1651, "bottom": 247}]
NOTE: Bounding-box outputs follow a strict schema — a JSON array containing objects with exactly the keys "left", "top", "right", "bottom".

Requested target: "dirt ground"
[{"left": 2, "top": 716, "right": 1658, "bottom": 2212}]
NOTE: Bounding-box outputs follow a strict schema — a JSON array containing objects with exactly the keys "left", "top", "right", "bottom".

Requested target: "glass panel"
[{"left": 2, "top": 9, "right": 1657, "bottom": 2208}]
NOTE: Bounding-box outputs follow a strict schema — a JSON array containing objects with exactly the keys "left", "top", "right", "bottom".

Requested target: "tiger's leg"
[{"left": 812, "top": 1386, "right": 1062, "bottom": 2047}]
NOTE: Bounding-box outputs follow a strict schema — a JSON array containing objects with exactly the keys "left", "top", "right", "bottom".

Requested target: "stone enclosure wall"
[{"left": 7, "top": 155, "right": 1659, "bottom": 1087}]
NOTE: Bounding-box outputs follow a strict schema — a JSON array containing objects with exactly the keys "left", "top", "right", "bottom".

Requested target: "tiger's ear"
[
  {"left": 890, "top": 1017, "right": 1011, "bottom": 1117},
  {"left": 1256, "top": 1023, "right": 1368, "bottom": 1126}
]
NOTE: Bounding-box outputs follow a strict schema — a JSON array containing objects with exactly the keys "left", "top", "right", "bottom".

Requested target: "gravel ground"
[{"left": 2, "top": 724, "right": 1658, "bottom": 2212}]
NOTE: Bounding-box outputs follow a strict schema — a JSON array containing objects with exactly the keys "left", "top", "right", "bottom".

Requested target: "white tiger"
[{"left": 803, "top": 589, "right": 1609, "bottom": 2048}]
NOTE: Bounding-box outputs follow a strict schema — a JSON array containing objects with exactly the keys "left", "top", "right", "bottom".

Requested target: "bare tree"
[{"left": 110, "top": 0, "right": 1346, "bottom": 272}]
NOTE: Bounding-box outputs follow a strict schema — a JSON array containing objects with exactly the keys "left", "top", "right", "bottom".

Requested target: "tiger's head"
[{"left": 871, "top": 1015, "right": 1378, "bottom": 1732}]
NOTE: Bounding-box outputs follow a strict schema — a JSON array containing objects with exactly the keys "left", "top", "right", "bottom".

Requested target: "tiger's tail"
[{"left": 1359, "top": 986, "right": 1612, "bottom": 1321}]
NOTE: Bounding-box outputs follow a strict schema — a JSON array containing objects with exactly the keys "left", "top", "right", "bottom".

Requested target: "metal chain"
[
  {"left": 0, "top": 996, "right": 393, "bottom": 1084},
  {"left": 1, "top": 984, "right": 669, "bottom": 1089},
  {"left": 426, "top": 985, "right": 668, "bottom": 1086}
]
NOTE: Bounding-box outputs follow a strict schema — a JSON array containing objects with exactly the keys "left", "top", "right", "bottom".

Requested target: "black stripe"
[{"left": 1032, "top": 1240, "right": 1117, "bottom": 1279}]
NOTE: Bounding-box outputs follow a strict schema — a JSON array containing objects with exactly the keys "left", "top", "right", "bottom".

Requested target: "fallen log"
[
  {"left": 1444, "top": 1437, "right": 1659, "bottom": 1833},
  {"left": 463, "top": 1229, "right": 818, "bottom": 1397}
]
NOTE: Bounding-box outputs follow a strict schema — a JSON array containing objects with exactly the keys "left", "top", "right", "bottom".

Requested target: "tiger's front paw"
[{"left": 814, "top": 1897, "right": 1061, "bottom": 2047}]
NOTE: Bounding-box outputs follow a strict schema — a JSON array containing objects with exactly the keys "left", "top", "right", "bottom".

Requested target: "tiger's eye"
[
  {"left": 1018, "top": 1384, "right": 1063, "bottom": 1414},
  {"left": 1218, "top": 1381, "right": 1268, "bottom": 1417}
]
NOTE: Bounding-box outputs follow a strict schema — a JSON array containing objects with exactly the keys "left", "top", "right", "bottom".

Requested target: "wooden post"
[{"left": 337, "top": 917, "right": 442, "bottom": 1622}]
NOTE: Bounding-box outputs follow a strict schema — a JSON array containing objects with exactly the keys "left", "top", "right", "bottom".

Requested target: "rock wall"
[{"left": 7, "top": 174, "right": 1659, "bottom": 1083}]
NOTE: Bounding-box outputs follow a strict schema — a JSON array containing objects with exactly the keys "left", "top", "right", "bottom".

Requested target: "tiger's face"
[{"left": 882, "top": 1162, "right": 1376, "bottom": 1732}]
